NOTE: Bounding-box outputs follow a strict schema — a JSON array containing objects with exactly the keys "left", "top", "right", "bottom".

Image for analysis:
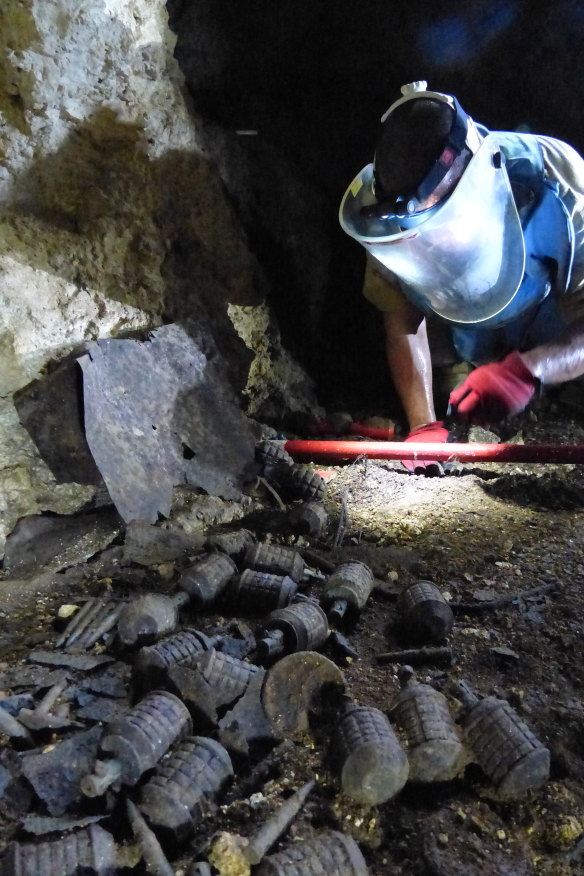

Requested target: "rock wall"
[{"left": 0, "top": 0, "right": 321, "bottom": 559}]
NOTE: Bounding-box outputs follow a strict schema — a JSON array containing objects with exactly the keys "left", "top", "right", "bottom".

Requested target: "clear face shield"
[{"left": 340, "top": 133, "right": 526, "bottom": 324}]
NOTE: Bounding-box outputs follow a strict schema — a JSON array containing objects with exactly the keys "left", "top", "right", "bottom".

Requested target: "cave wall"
[
  {"left": 2, "top": 0, "right": 584, "bottom": 557},
  {"left": 0, "top": 0, "right": 322, "bottom": 559}
]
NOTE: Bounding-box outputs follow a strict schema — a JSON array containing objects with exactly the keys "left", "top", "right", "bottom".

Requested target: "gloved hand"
[
  {"left": 401, "top": 420, "right": 450, "bottom": 476},
  {"left": 448, "top": 351, "right": 538, "bottom": 427}
]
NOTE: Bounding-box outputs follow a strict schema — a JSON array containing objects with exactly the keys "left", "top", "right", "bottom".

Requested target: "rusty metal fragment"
[{"left": 77, "top": 323, "right": 259, "bottom": 523}]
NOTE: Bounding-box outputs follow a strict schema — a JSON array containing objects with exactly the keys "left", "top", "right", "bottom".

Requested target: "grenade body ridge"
[
  {"left": 133, "top": 628, "right": 216, "bottom": 689},
  {"left": 272, "top": 462, "right": 327, "bottom": 502},
  {"left": 194, "top": 648, "right": 261, "bottom": 706}
]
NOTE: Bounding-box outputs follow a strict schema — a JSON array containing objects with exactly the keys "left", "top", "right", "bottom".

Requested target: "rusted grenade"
[
  {"left": 273, "top": 462, "right": 327, "bottom": 502},
  {"left": 390, "top": 666, "right": 466, "bottom": 782},
  {"left": 257, "top": 600, "right": 329, "bottom": 660},
  {"left": 321, "top": 560, "right": 374, "bottom": 624},
  {"left": 256, "top": 830, "right": 369, "bottom": 876},
  {"left": 132, "top": 628, "right": 218, "bottom": 690},
  {"left": 179, "top": 552, "right": 238, "bottom": 608},
  {"left": 243, "top": 542, "right": 307, "bottom": 583},
  {"left": 399, "top": 580, "right": 454, "bottom": 644},
  {"left": 255, "top": 440, "right": 295, "bottom": 470},
  {"left": 228, "top": 569, "right": 298, "bottom": 615},
  {"left": 455, "top": 680, "right": 550, "bottom": 798},
  {"left": 287, "top": 501, "right": 329, "bottom": 538},
  {"left": 81, "top": 690, "right": 192, "bottom": 797},
  {"left": 331, "top": 700, "right": 409, "bottom": 805},
  {"left": 193, "top": 649, "right": 262, "bottom": 707},
  {"left": 139, "top": 736, "right": 234, "bottom": 842},
  {"left": 2, "top": 824, "right": 118, "bottom": 876}
]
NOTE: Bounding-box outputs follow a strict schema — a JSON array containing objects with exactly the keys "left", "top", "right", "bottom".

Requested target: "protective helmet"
[{"left": 339, "top": 82, "right": 526, "bottom": 324}]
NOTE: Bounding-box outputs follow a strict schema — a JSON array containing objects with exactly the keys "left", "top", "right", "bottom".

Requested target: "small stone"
[
  {"left": 57, "top": 604, "right": 79, "bottom": 619},
  {"left": 437, "top": 833, "right": 449, "bottom": 847}
]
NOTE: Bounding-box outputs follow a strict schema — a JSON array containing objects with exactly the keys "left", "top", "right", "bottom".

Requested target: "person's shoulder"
[{"left": 535, "top": 134, "right": 584, "bottom": 168}]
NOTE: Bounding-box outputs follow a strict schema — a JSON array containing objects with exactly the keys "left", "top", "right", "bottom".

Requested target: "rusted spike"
[{"left": 244, "top": 780, "right": 315, "bottom": 865}]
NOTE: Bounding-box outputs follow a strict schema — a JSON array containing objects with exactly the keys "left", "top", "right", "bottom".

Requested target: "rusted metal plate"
[{"left": 78, "top": 323, "right": 259, "bottom": 523}]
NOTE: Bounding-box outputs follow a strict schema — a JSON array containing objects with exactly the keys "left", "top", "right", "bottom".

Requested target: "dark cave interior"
[{"left": 165, "top": 0, "right": 584, "bottom": 420}]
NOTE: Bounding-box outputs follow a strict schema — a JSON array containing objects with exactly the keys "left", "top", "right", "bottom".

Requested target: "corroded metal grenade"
[
  {"left": 229, "top": 569, "right": 298, "bottom": 615},
  {"left": 117, "top": 592, "right": 188, "bottom": 647},
  {"left": 258, "top": 601, "right": 329, "bottom": 660},
  {"left": 179, "top": 553, "right": 238, "bottom": 608},
  {"left": 272, "top": 462, "right": 327, "bottom": 502},
  {"left": 321, "top": 561, "right": 374, "bottom": 624},
  {"left": 193, "top": 649, "right": 261, "bottom": 707},
  {"left": 287, "top": 501, "right": 329, "bottom": 538},
  {"left": 390, "top": 666, "right": 466, "bottom": 782},
  {"left": 332, "top": 701, "right": 409, "bottom": 805},
  {"left": 2, "top": 824, "right": 117, "bottom": 876},
  {"left": 255, "top": 440, "right": 295, "bottom": 469},
  {"left": 139, "top": 736, "right": 234, "bottom": 842},
  {"left": 256, "top": 830, "right": 369, "bottom": 876},
  {"left": 81, "top": 690, "right": 192, "bottom": 797},
  {"left": 399, "top": 580, "right": 454, "bottom": 644},
  {"left": 205, "top": 529, "right": 257, "bottom": 564},
  {"left": 132, "top": 628, "right": 218, "bottom": 690},
  {"left": 243, "top": 542, "right": 306, "bottom": 583},
  {"left": 456, "top": 681, "right": 550, "bottom": 798}
]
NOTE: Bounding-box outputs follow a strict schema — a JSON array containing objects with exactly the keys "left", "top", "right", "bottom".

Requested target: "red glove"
[
  {"left": 402, "top": 420, "right": 450, "bottom": 476},
  {"left": 448, "top": 351, "right": 538, "bottom": 427}
]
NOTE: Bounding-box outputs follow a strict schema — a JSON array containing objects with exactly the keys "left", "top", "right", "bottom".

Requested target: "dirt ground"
[{"left": 1, "top": 390, "right": 584, "bottom": 874}]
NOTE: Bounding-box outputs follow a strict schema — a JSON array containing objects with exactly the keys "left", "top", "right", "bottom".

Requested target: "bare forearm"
[
  {"left": 384, "top": 313, "right": 436, "bottom": 429},
  {"left": 520, "top": 318, "right": 584, "bottom": 384}
]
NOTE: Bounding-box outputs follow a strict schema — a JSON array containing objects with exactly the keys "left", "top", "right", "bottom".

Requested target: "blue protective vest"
[{"left": 448, "top": 130, "right": 575, "bottom": 363}]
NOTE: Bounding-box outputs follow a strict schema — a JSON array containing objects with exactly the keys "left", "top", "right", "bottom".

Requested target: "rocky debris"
[{"left": 1, "top": 428, "right": 583, "bottom": 874}]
